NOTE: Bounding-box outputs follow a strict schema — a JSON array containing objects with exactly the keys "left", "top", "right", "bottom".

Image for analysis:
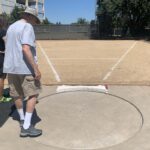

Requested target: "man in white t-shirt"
[{"left": 3, "top": 7, "right": 42, "bottom": 137}]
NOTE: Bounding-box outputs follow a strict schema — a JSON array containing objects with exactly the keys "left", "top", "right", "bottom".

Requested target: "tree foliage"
[
  {"left": 72, "top": 18, "right": 89, "bottom": 25},
  {"left": 8, "top": 6, "right": 53, "bottom": 25},
  {"left": 97, "top": 0, "right": 150, "bottom": 36},
  {"left": 0, "top": 6, "right": 25, "bottom": 25},
  {"left": 9, "top": 6, "right": 25, "bottom": 23},
  {"left": 42, "top": 17, "right": 54, "bottom": 25}
]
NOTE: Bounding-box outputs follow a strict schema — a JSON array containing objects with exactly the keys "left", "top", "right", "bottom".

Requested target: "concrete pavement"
[{"left": 0, "top": 85, "right": 150, "bottom": 150}]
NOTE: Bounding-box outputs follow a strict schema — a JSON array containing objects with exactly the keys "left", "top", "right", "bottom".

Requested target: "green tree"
[
  {"left": 90, "top": 20, "right": 96, "bottom": 25},
  {"left": 56, "top": 22, "right": 61, "bottom": 25},
  {"left": 120, "top": 0, "right": 150, "bottom": 35},
  {"left": 42, "top": 17, "right": 53, "bottom": 25},
  {"left": 72, "top": 18, "right": 89, "bottom": 25},
  {"left": 96, "top": 0, "right": 114, "bottom": 36},
  {"left": 96, "top": 0, "right": 150, "bottom": 36},
  {"left": 77, "top": 18, "right": 89, "bottom": 24},
  {"left": 10, "top": 6, "right": 25, "bottom": 23}
]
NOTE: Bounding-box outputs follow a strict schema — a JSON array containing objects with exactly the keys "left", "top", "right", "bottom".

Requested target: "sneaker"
[
  {"left": 0, "top": 96, "right": 12, "bottom": 103},
  {"left": 20, "top": 126, "right": 42, "bottom": 137},
  {"left": 20, "top": 120, "right": 24, "bottom": 127},
  {"left": 3, "top": 97, "right": 12, "bottom": 102}
]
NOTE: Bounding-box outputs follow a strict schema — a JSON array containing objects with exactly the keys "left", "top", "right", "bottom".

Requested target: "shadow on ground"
[
  {"left": 10, "top": 101, "right": 41, "bottom": 126},
  {"left": 0, "top": 88, "right": 41, "bottom": 127}
]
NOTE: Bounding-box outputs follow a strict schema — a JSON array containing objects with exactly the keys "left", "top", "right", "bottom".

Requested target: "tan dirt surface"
[{"left": 37, "top": 40, "right": 150, "bottom": 85}]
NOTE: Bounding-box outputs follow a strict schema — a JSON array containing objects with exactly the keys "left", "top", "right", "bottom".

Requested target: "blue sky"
[{"left": 45, "top": 0, "right": 96, "bottom": 24}]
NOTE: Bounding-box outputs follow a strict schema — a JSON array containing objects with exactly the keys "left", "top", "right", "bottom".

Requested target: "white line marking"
[
  {"left": 103, "top": 41, "right": 137, "bottom": 81},
  {"left": 37, "top": 42, "right": 61, "bottom": 82},
  {"left": 56, "top": 85, "right": 108, "bottom": 93},
  {"left": 50, "top": 58, "right": 119, "bottom": 60}
]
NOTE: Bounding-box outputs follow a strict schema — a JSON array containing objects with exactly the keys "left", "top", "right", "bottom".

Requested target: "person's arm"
[
  {"left": 2, "top": 36, "right": 6, "bottom": 43},
  {"left": 22, "top": 44, "right": 41, "bottom": 80}
]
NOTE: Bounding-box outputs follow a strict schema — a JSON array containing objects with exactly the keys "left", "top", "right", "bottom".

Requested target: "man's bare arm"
[{"left": 22, "top": 44, "right": 41, "bottom": 80}]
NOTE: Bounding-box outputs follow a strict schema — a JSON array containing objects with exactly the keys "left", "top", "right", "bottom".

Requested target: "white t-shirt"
[{"left": 3, "top": 20, "right": 37, "bottom": 75}]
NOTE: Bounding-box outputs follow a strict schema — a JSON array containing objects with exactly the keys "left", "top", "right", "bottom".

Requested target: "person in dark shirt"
[{"left": 0, "top": 16, "right": 12, "bottom": 102}]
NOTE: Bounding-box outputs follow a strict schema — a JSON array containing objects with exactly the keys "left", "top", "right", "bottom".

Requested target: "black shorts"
[{"left": 0, "top": 54, "right": 6, "bottom": 79}]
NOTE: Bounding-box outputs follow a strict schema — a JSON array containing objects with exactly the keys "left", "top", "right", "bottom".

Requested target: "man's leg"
[
  {"left": 0, "top": 78, "right": 4, "bottom": 99},
  {"left": 7, "top": 74, "right": 24, "bottom": 123},
  {"left": 20, "top": 75, "right": 42, "bottom": 137},
  {"left": 23, "top": 95, "right": 37, "bottom": 129},
  {"left": 20, "top": 95, "right": 42, "bottom": 137},
  {"left": 0, "top": 56, "right": 4, "bottom": 99},
  {"left": 15, "top": 97, "right": 25, "bottom": 124},
  {"left": 22, "top": 75, "right": 41, "bottom": 129}
]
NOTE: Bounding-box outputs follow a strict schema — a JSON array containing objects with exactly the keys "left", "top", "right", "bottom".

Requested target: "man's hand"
[
  {"left": 2, "top": 36, "right": 6, "bottom": 42},
  {"left": 34, "top": 67, "right": 41, "bottom": 80}
]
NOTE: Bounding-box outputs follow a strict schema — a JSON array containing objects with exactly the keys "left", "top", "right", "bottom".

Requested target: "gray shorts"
[{"left": 8, "top": 74, "right": 42, "bottom": 98}]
